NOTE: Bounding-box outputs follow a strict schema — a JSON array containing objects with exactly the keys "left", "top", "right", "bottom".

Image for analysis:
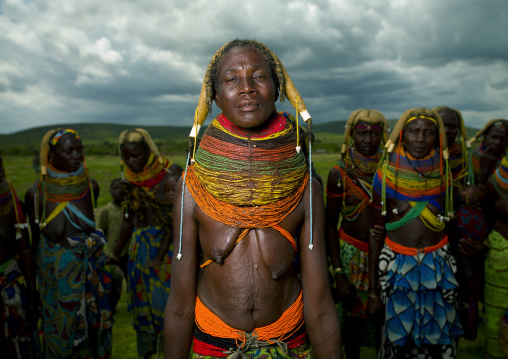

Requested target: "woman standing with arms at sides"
[
  {"left": 25, "top": 129, "right": 113, "bottom": 359},
  {"left": 164, "top": 39, "right": 341, "bottom": 359}
]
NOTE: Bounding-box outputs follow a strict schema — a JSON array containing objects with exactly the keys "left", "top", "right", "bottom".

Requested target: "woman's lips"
[{"left": 237, "top": 100, "right": 260, "bottom": 111}]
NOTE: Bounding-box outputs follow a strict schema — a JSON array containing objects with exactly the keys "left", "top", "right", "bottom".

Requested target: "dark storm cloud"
[{"left": 0, "top": 0, "right": 507, "bottom": 133}]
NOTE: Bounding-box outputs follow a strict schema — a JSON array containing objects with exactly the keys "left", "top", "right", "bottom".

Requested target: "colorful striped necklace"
[
  {"left": 344, "top": 148, "right": 380, "bottom": 179},
  {"left": 124, "top": 153, "right": 172, "bottom": 190},
  {"left": 373, "top": 145, "right": 452, "bottom": 231},
  {"left": 494, "top": 154, "right": 508, "bottom": 199},
  {"left": 329, "top": 148, "right": 381, "bottom": 221},
  {"left": 374, "top": 146, "right": 448, "bottom": 202},
  {"left": 38, "top": 163, "right": 90, "bottom": 203},
  {"left": 192, "top": 112, "right": 307, "bottom": 207},
  {"left": 472, "top": 142, "right": 502, "bottom": 176}
]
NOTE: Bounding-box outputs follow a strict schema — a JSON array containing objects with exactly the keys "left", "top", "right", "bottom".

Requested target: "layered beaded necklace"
[
  {"left": 192, "top": 112, "right": 307, "bottom": 207},
  {"left": 123, "top": 152, "right": 172, "bottom": 191},
  {"left": 330, "top": 148, "right": 381, "bottom": 221},
  {"left": 374, "top": 145, "right": 452, "bottom": 232}
]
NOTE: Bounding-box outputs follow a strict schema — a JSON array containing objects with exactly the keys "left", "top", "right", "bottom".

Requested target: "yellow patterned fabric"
[{"left": 484, "top": 230, "right": 508, "bottom": 358}]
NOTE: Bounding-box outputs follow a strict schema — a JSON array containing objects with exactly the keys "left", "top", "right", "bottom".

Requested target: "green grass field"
[{"left": 3, "top": 153, "right": 486, "bottom": 358}]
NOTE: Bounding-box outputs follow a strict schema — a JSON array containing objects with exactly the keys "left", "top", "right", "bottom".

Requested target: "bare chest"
[{"left": 195, "top": 204, "right": 304, "bottom": 279}]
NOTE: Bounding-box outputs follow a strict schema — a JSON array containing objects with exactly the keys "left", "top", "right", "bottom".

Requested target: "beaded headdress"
[{"left": 188, "top": 39, "right": 312, "bottom": 157}]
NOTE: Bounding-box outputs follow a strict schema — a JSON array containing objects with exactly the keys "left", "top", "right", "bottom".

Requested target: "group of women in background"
[{"left": 1, "top": 128, "right": 181, "bottom": 358}]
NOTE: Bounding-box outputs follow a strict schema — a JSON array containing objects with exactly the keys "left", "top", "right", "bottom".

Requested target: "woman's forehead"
[
  {"left": 218, "top": 46, "right": 270, "bottom": 73},
  {"left": 121, "top": 141, "right": 147, "bottom": 151},
  {"left": 405, "top": 117, "right": 437, "bottom": 129},
  {"left": 487, "top": 125, "right": 507, "bottom": 137}
]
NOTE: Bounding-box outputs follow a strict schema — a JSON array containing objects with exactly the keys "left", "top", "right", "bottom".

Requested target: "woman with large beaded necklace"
[
  {"left": 25, "top": 129, "right": 113, "bottom": 358},
  {"left": 164, "top": 39, "right": 341, "bottom": 359},
  {"left": 369, "top": 108, "right": 463, "bottom": 359}
]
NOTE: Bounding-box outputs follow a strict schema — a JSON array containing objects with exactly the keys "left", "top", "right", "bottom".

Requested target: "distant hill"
[
  {"left": 0, "top": 123, "right": 193, "bottom": 155},
  {"left": 0, "top": 120, "right": 479, "bottom": 156}
]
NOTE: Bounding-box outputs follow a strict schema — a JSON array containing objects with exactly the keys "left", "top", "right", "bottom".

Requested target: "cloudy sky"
[{"left": 1, "top": 0, "right": 507, "bottom": 134}]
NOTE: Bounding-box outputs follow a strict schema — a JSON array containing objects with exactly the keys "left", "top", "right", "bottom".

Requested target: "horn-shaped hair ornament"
[
  {"left": 187, "top": 47, "right": 312, "bottom": 157},
  {"left": 375, "top": 108, "right": 453, "bottom": 223},
  {"left": 433, "top": 106, "right": 474, "bottom": 185},
  {"left": 468, "top": 118, "right": 508, "bottom": 147},
  {"left": 467, "top": 119, "right": 508, "bottom": 186},
  {"left": 178, "top": 41, "right": 314, "bottom": 260}
]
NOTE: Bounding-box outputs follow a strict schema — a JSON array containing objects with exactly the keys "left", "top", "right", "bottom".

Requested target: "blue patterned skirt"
[{"left": 378, "top": 242, "right": 463, "bottom": 347}]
